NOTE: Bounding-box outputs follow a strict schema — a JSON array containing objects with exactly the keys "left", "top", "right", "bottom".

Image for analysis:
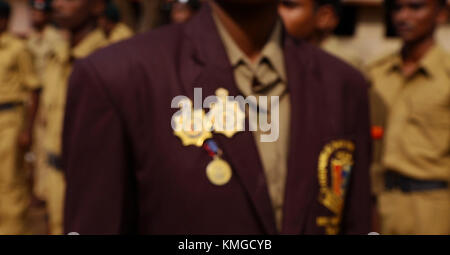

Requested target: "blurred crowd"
[{"left": 0, "top": 0, "right": 448, "bottom": 235}]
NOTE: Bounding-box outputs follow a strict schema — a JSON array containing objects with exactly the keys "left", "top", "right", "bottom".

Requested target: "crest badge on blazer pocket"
[{"left": 316, "top": 139, "right": 355, "bottom": 235}]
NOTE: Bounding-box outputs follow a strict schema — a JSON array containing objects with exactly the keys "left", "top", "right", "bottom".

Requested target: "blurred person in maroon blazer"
[{"left": 63, "top": 0, "right": 372, "bottom": 235}]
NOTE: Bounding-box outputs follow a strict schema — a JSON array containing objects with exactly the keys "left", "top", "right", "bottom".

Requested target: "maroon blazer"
[{"left": 63, "top": 4, "right": 372, "bottom": 235}]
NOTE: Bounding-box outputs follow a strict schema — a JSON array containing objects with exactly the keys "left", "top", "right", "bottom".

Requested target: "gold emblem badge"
[
  {"left": 209, "top": 88, "right": 246, "bottom": 138},
  {"left": 173, "top": 99, "right": 213, "bottom": 147},
  {"left": 316, "top": 140, "right": 355, "bottom": 235}
]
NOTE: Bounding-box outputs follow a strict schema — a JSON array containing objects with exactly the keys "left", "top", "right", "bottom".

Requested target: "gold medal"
[{"left": 206, "top": 157, "right": 232, "bottom": 186}]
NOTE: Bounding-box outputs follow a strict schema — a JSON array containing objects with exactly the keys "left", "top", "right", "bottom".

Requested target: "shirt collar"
[
  {"left": 35, "top": 25, "right": 55, "bottom": 40},
  {"left": 213, "top": 13, "right": 286, "bottom": 82},
  {"left": 54, "top": 28, "right": 106, "bottom": 63},
  {"left": 72, "top": 28, "right": 107, "bottom": 59},
  {"left": 387, "top": 44, "right": 447, "bottom": 78},
  {"left": 386, "top": 54, "right": 402, "bottom": 73},
  {"left": 419, "top": 45, "right": 446, "bottom": 77}
]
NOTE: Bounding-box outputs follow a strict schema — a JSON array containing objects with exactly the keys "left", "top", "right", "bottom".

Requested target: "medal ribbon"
[{"left": 203, "top": 140, "right": 222, "bottom": 158}]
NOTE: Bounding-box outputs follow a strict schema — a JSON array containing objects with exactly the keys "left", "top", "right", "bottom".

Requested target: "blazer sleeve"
[
  {"left": 63, "top": 59, "right": 137, "bottom": 234},
  {"left": 341, "top": 80, "right": 373, "bottom": 235}
]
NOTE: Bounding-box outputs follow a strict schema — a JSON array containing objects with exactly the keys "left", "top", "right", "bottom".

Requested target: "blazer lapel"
[
  {"left": 281, "top": 38, "right": 325, "bottom": 234},
  {"left": 180, "top": 3, "right": 277, "bottom": 234}
]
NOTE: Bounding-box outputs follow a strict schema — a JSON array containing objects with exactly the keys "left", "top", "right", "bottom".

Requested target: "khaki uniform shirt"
[
  {"left": 321, "top": 36, "right": 362, "bottom": 70},
  {"left": 0, "top": 32, "right": 40, "bottom": 104},
  {"left": 109, "top": 22, "right": 134, "bottom": 43},
  {"left": 368, "top": 45, "right": 450, "bottom": 187},
  {"left": 42, "top": 28, "right": 107, "bottom": 155},
  {"left": 214, "top": 16, "right": 290, "bottom": 231},
  {"left": 27, "top": 25, "right": 63, "bottom": 81}
]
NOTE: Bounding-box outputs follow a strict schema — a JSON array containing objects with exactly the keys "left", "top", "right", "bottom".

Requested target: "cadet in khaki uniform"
[
  {"left": 279, "top": 0, "right": 362, "bottom": 68},
  {"left": 27, "top": 0, "right": 63, "bottom": 201},
  {"left": 0, "top": 1, "right": 41, "bottom": 235},
  {"left": 41, "top": 0, "right": 108, "bottom": 235},
  {"left": 98, "top": 1, "right": 133, "bottom": 43},
  {"left": 27, "top": 0, "right": 63, "bottom": 79},
  {"left": 368, "top": 0, "right": 449, "bottom": 235}
]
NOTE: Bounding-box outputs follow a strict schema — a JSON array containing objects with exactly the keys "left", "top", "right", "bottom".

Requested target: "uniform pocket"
[
  {"left": 410, "top": 104, "right": 449, "bottom": 127},
  {"left": 407, "top": 103, "right": 450, "bottom": 152}
]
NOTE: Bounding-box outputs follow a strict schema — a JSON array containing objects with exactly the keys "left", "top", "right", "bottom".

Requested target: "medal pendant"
[{"left": 206, "top": 157, "right": 232, "bottom": 186}]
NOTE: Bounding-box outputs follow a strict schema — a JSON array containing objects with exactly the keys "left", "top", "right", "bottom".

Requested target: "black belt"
[
  {"left": 385, "top": 171, "right": 448, "bottom": 193},
  {"left": 0, "top": 102, "right": 22, "bottom": 111},
  {"left": 47, "top": 153, "right": 63, "bottom": 171}
]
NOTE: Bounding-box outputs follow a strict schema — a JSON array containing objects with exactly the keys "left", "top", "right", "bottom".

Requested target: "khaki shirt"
[
  {"left": 321, "top": 36, "right": 362, "bottom": 70},
  {"left": 0, "top": 32, "right": 40, "bottom": 104},
  {"left": 214, "top": 16, "right": 290, "bottom": 231},
  {"left": 109, "top": 22, "right": 134, "bottom": 43},
  {"left": 27, "top": 25, "right": 64, "bottom": 81},
  {"left": 368, "top": 45, "right": 450, "bottom": 186},
  {"left": 42, "top": 28, "right": 108, "bottom": 155}
]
